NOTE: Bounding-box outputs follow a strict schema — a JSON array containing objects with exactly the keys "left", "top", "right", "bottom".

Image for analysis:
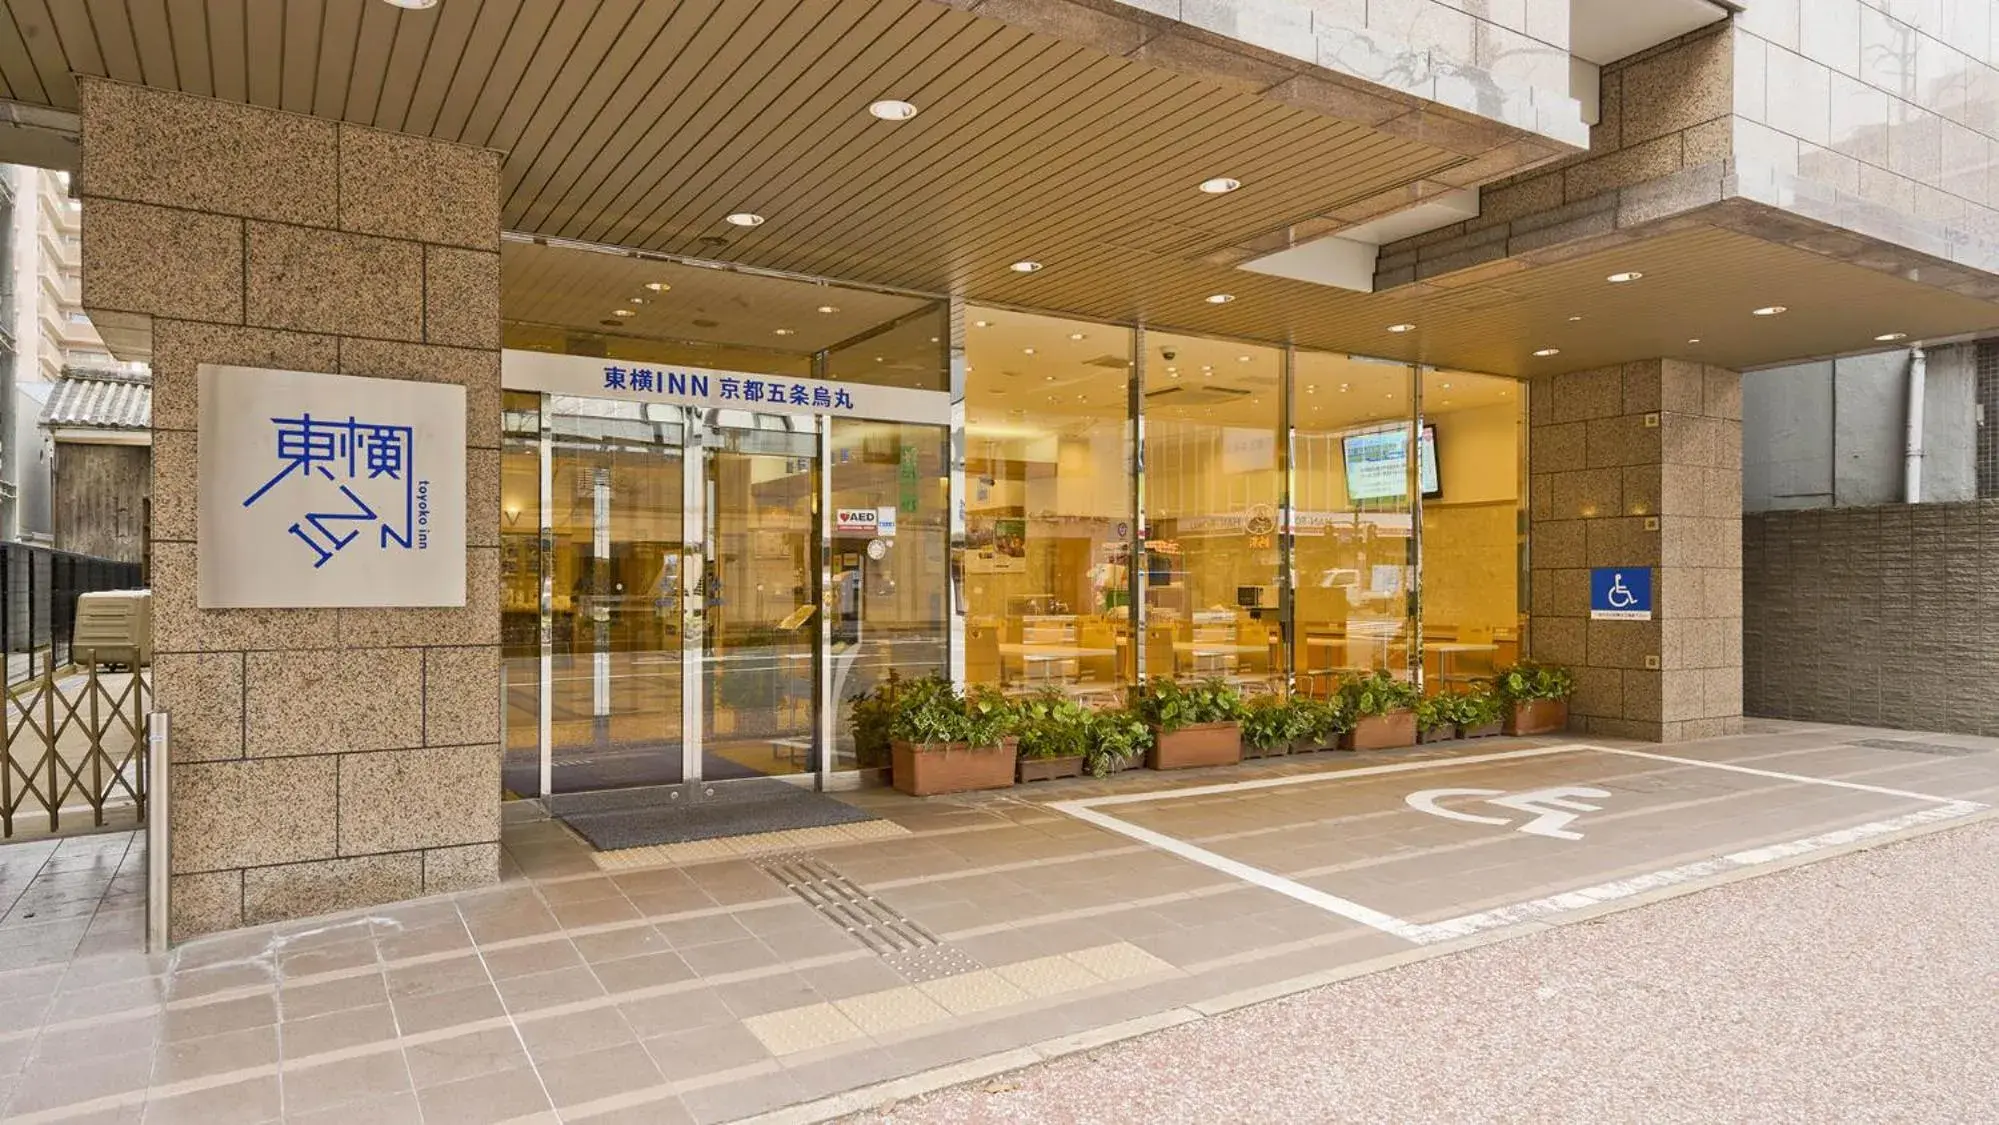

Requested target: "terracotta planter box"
[
  {"left": 1461, "top": 721, "right": 1504, "bottom": 739},
  {"left": 1242, "top": 740, "right": 1289, "bottom": 760},
  {"left": 1505, "top": 699, "right": 1570, "bottom": 736},
  {"left": 1146, "top": 722, "right": 1242, "bottom": 770},
  {"left": 1341, "top": 710, "right": 1417, "bottom": 751},
  {"left": 1016, "top": 755, "right": 1085, "bottom": 783},
  {"left": 892, "top": 739, "right": 1016, "bottom": 797},
  {"left": 1417, "top": 723, "right": 1458, "bottom": 744},
  {"left": 1290, "top": 739, "right": 1338, "bottom": 755}
]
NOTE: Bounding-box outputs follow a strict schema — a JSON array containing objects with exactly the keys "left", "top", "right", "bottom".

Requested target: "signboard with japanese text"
[
  {"left": 197, "top": 365, "right": 467, "bottom": 608},
  {"left": 501, "top": 349, "right": 950, "bottom": 427}
]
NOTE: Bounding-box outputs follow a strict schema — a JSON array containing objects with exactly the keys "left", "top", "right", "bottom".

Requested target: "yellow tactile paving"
[
  {"left": 590, "top": 820, "right": 913, "bottom": 871},
  {"left": 740, "top": 1001, "right": 867, "bottom": 1055},
  {"left": 992, "top": 953, "right": 1104, "bottom": 998},
  {"left": 832, "top": 986, "right": 953, "bottom": 1035},
  {"left": 1065, "top": 942, "right": 1176, "bottom": 982},
  {"left": 915, "top": 969, "right": 1033, "bottom": 1016}
]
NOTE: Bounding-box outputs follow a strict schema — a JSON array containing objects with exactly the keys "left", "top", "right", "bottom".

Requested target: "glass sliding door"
[
  {"left": 547, "top": 398, "right": 687, "bottom": 793},
  {"left": 697, "top": 414, "right": 821, "bottom": 783},
  {"left": 500, "top": 392, "right": 544, "bottom": 798}
]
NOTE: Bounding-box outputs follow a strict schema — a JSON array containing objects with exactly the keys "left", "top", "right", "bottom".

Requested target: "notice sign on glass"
[{"left": 197, "top": 365, "right": 468, "bottom": 608}]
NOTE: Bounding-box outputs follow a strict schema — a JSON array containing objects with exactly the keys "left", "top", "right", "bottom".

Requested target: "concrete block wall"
[
  {"left": 1745, "top": 501, "right": 1999, "bottom": 735},
  {"left": 78, "top": 79, "right": 503, "bottom": 941},
  {"left": 1528, "top": 358, "right": 1744, "bottom": 742}
]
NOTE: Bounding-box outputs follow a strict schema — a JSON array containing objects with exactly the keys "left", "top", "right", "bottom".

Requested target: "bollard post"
[{"left": 146, "top": 710, "right": 170, "bottom": 953}]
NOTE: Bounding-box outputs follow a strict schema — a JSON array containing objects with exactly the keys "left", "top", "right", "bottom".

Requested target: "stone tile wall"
[
  {"left": 1375, "top": 24, "right": 1733, "bottom": 289},
  {"left": 77, "top": 79, "right": 503, "bottom": 941},
  {"left": 1745, "top": 501, "right": 1999, "bottom": 735},
  {"left": 1527, "top": 358, "right": 1744, "bottom": 742},
  {"left": 1732, "top": 0, "right": 1999, "bottom": 278}
]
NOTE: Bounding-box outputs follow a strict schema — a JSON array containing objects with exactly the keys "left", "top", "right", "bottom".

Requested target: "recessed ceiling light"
[
  {"left": 1023, "top": 347, "right": 1036, "bottom": 355},
  {"left": 1387, "top": 323, "right": 1416, "bottom": 334},
  {"left": 1752, "top": 305, "right": 1787, "bottom": 316},
  {"left": 381, "top": 0, "right": 438, "bottom": 8},
  {"left": 1339, "top": 383, "right": 1350, "bottom": 392},
  {"left": 628, "top": 296, "right": 646, "bottom": 305},
  {"left": 1237, "top": 355, "right": 1251, "bottom": 363},
  {"left": 1069, "top": 332, "right": 1086, "bottom": 341},
  {"left": 1607, "top": 271, "right": 1643, "bottom": 283},
  {"left": 974, "top": 320, "right": 990, "bottom": 328},
  {"left": 1533, "top": 348, "right": 1561, "bottom": 357},
  {"left": 1011, "top": 260, "right": 1043, "bottom": 273},
  {"left": 930, "top": 336, "right": 939, "bottom": 343},
  {"left": 868, "top": 99, "right": 918, "bottom": 121},
  {"left": 874, "top": 356, "right": 885, "bottom": 363},
  {"left": 1166, "top": 366, "right": 1178, "bottom": 374},
  {"left": 1875, "top": 331, "right": 1908, "bottom": 342},
  {"left": 725, "top": 212, "right": 765, "bottom": 227},
  {"left": 1198, "top": 177, "right": 1242, "bottom": 195},
  {"left": 1306, "top": 385, "right": 1317, "bottom": 394},
  {"left": 773, "top": 327, "right": 794, "bottom": 335},
  {"left": 644, "top": 282, "right": 670, "bottom": 292},
  {"left": 1169, "top": 371, "right": 1181, "bottom": 379},
  {"left": 1688, "top": 337, "right": 1702, "bottom": 344},
  {"left": 1567, "top": 315, "right": 1583, "bottom": 322},
  {"left": 1045, "top": 375, "right": 1056, "bottom": 382},
  {"left": 817, "top": 305, "right": 839, "bottom": 314},
  {"left": 611, "top": 309, "right": 635, "bottom": 318},
  {"left": 1206, "top": 293, "right": 1235, "bottom": 304}
]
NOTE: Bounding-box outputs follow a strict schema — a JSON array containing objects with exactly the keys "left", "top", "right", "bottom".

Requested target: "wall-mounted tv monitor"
[{"left": 1342, "top": 424, "right": 1440, "bottom": 504}]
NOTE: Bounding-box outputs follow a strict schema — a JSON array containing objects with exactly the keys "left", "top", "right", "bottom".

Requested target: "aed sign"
[
  {"left": 1590, "top": 567, "right": 1653, "bottom": 621},
  {"left": 834, "top": 507, "right": 898, "bottom": 536}
]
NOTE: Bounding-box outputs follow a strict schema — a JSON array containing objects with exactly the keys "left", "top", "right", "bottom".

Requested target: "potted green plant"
[
  {"left": 1493, "top": 663, "right": 1575, "bottom": 735},
  {"left": 848, "top": 670, "right": 906, "bottom": 770},
  {"left": 1336, "top": 670, "right": 1420, "bottom": 751},
  {"left": 889, "top": 677, "right": 1017, "bottom": 796},
  {"left": 1013, "top": 689, "right": 1092, "bottom": 782},
  {"left": 1415, "top": 694, "right": 1457, "bottom": 743},
  {"left": 1289, "top": 695, "right": 1350, "bottom": 753},
  {"left": 1454, "top": 685, "right": 1507, "bottom": 738},
  {"left": 1240, "top": 694, "right": 1309, "bottom": 759},
  {"left": 714, "top": 625, "right": 791, "bottom": 735},
  {"left": 1086, "top": 708, "right": 1153, "bottom": 777},
  {"left": 1128, "top": 677, "right": 1245, "bottom": 770}
]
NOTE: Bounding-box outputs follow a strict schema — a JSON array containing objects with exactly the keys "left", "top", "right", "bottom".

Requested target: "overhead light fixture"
[
  {"left": 1166, "top": 366, "right": 1178, "bottom": 374},
  {"left": 1169, "top": 371, "right": 1181, "bottom": 379},
  {"left": 1023, "top": 347, "right": 1036, "bottom": 355},
  {"left": 611, "top": 309, "right": 635, "bottom": 318},
  {"left": 644, "top": 282, "right": 670, "bottom": 292},
  {"left": 381, "top": 0, "right": 438, "bottom": 8},
  {"left": 817, "top": 305, "right": 839, "bottom": 314},
  {"left": 1199, "top": 177, "right": 1242, "bottom": 195},
  {"left": 1306, "top": 385, "right": 1317, "bottom": 394},
  {"left": 974, "top": 319, "right": 990, "bottom": 328},
  {"left": 1533, "top": 348, "right": 1561, "bottom": 357},
  {"left": 1440, "top": 382, "right": 1452, "bottom": 389},
  {"left": 868, "top": 99, "right": 918, "bottom": 121},
  {"left": 773, "top": 327, "right": 795, "bottom": 336},
  {"left": 1010, "top": 260, "right": 1043, "bottom": 273},
  {"left": 1875, "top": 331, "right": 1908, "bottom": 342},
  {"left": 1237, "top": 355, "right": 1251, "bottom": 363},
  {"left": 1068, "top": 332, "right": 1086, "bottom": 341},
  {"left": 628, "top": 296, "right": 646, "bottom": 305},
  {"left": 1340, "top": 383, "right": 1350, "bottom": 392},
  {"left": 1567, "top": 315, "right": 1583, "bottom": 322},
  {"left": 1387, "top": 323, "right": 1416, "bottom": 334},
  {"left": 1045, "top": 375, "right": 1056, "bottom": 382},
  {"left": 1607, "top": 271, "right": 1643, "bottom": 283},
  {"left": 725, "top": 212, "right": 766, "bottom": 227},
  {"left": 1206, "top": 293, "right": 1235, "bottom": 304},
  {"left": 1752, "top": 305, "right": 1787, "bottom": 316}
]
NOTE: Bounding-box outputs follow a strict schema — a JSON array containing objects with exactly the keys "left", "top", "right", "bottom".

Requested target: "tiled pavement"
[
  {"left": 4, "top": 721, "right": 1999, "bottom": 1124},
  {"left": 0, "top": 831, "right": 146, "bottom": 973}
]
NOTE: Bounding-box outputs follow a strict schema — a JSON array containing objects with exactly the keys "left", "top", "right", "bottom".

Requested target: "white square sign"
[{"left": 197, "top": 364, "right": 467, "bottom": 608}]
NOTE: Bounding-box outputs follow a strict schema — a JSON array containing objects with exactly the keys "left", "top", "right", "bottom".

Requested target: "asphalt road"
[{"left": 849, "top": 817, "right": 1999, "bottom": 1124}]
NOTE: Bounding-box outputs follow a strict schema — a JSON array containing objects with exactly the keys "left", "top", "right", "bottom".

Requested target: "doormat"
[{"left": 556, "top": 778, "right": 887, "bottom": 855}]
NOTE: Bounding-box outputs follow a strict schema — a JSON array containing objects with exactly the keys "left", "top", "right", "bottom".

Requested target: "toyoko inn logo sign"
[{"left": 198, "top": 365, "right": 467, "bottom": 609}]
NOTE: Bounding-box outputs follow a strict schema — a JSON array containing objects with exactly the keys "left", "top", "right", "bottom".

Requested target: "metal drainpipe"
[{"left": 1905, "top": 346, "right": 1927, "bottom": 504}]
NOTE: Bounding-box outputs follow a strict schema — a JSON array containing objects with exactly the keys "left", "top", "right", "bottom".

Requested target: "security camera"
[{"left": 1161, "top": 348, "right": 1178, "bottom": 361}]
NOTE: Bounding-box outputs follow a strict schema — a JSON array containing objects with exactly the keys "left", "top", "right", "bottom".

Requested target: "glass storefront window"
[
  {"left": 1418, "top": 368, "right": 1527, "bottom": 688},
  {"left": 1291, "top": 353, "right": 1417, "bottom": 692},
  {"left": 500, "top": 392, "right": 542, "bottom": 797},
  {"left": 1143, "top": 333, "right": 1285, "bottom": 690},
  {"left": 963, "top": 308, "right": 1135, "bottom": 698}
]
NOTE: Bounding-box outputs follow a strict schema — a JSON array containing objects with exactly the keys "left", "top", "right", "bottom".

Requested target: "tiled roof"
[{"left": 41, "top": 366, "right": 151, "bottom": 432}]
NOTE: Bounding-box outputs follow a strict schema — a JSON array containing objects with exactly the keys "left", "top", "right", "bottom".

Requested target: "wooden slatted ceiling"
[{"left": 15, "top": 1, "right": 1999, "bottom": 375}]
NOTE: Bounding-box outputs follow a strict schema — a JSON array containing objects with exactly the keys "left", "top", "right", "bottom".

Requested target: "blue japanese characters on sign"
[
  {"left": 243, "top": 414, "right": 424, "bottom": 568},
  {"left": 600, "top": 365, "right": 856, "bottom": 411},
  {"left": 1590, "top": 567, "right": 1653, "bottom": 621},
  {"left": 199, "top": 364, "right": 467, "bottom": 610}
]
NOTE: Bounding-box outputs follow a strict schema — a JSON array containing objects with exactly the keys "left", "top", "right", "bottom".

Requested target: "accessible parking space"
[{"left": 1051, "top": 742, "right": 1991, "bottom": 946}]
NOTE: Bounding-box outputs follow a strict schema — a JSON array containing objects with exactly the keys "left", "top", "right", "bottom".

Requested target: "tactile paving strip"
[
  {"left": 880, "top": 944, "right": 985, "bottom": 983},
  {"left": 756, "top": 852, "right": 953, "bottom": 959}
]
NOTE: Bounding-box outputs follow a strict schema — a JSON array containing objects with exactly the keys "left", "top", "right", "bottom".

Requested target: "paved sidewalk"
[{"left": 0, "top": 721, "right": 1996, "bottom": 1123}]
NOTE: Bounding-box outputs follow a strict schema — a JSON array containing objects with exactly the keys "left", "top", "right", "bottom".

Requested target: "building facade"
[{"left": 0, "top": 0, "right": 1993, "bottom": 938}]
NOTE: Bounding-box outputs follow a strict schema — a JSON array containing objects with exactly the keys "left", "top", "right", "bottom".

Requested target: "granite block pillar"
[
  {"left": 1529, "top": 358, "right": 1743, "bottom": 742},
  {"left": 78, "top": 79, "right": 503, "bottom": 940}
]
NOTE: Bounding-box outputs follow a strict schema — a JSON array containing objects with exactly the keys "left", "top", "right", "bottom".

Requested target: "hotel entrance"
[{"left": 499, "top": 354, "right": 953, "bottom": 808}]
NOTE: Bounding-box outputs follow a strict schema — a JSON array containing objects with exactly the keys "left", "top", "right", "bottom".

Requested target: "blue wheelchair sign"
[{"left": 1590, "top": 567, "right": 1653, "bottom": 621}]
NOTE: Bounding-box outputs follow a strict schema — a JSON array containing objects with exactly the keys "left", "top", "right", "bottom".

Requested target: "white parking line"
[{"left": 1049, "top": 745, "right": 1990, "bottom": 946}]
